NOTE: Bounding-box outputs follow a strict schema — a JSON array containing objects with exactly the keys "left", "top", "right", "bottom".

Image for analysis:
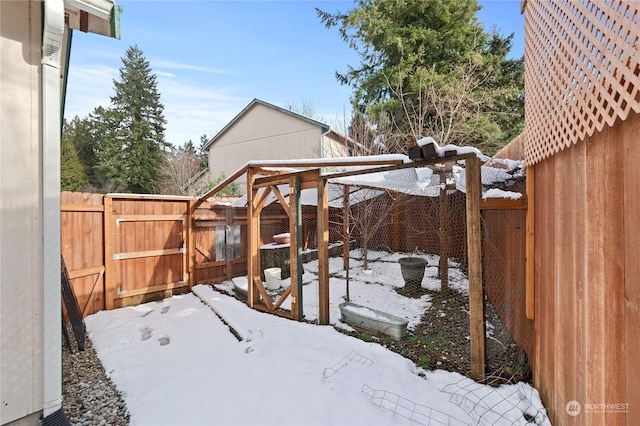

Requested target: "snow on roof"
[
  {"left": 417, "top": 137, "right": 491, "bottom": 162},
  {"left": 220, "top": 142, "right": 524, "bottom": 207},
  {"left": 243, "top": 153, "right": 411, "bottom": 168}
]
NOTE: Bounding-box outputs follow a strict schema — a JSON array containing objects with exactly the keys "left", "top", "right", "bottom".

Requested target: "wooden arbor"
[{"left": 246, "top": 167, "right": 319, "bottom": 320}]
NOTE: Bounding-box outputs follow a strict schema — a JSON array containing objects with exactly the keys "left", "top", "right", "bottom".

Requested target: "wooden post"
[
  {"left": 247, "top": 168, "right": 260, "bottom": 307},
  {"left": 465, "top": 156, "right": 486, "bottom": 380},
  {"left": 439, "top": 187, "right": 449, "bottom": 292},
  {"left": 342, "top": 185, "right": 350, "bottom": 270},
  {"left": 187, "top": 199, "right": 195, "bottom": 289},
  {"left": 289, "top": 176, "right": 303, "bottom": 320},
  {"left": 318, "top": 177, "right": 330, "bottom": 325},
  {"left": 225, "top": 208, "right": 234, "bottom": 281},
  {"left": 526, "top": 165, "right": 535, "bottom": 320},
  {"left": 103, "top": 195, "right": 115, "bottom": 310},
  {"left": 342, "top": 185, "right": 351, "bottom": 301}
]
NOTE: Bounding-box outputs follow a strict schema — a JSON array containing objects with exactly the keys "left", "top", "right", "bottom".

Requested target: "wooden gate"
[
  {"left": 192, "top": 202, "right": 248, "bottom": 285},
  {"left": 104, "top": 194, "right": 191, "bottom": 309}
]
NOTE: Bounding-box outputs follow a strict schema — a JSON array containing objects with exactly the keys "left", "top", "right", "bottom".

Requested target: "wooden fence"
[
  {"left": 521, "top": 1, "right": 640, "bottom": 423},
  {"left": 61, "top": 192, "right": 105, "bottom": 317},
  {"left": 531, "top": 112, "right": 640, "bottom": 425},
  {"left": 61, "top": 193, "right": 345, "bottom": 316}
]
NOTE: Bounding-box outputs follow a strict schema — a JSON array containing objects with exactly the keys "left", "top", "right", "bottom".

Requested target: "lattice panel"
[{"left": 523, "top": 0, "right": 640, "bottom": 165}]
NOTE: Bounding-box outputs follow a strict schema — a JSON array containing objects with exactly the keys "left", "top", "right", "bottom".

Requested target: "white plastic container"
[{"left": 264, "top": 267, "right": 282, "bottom": 290}]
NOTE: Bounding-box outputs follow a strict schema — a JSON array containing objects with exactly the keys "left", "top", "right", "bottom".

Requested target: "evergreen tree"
[
  {"left": 317, "top": 0, "right": 524, "bottom": 154},
  {"left": 64, "top": 110, "right": 106, "bottom": 188},
  {"left": 97, "top": 45, "right": 168, "bottom": 193},
  {"left": 198, "top": 134, "right": 210, "bottom": 169},
  {"left": 60, "top": 120, "right": 88, "bottom": 191}
]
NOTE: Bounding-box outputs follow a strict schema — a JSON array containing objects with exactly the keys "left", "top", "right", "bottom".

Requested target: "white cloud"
[
  {"left": 151, "top": 59, "right": 229, "bottom": 75},
  {"left": 64, "top": 64, "right": 119, "bottom": 119},
  {"left": 155, "top": 74, "right": 246, "bottom": 145},
  {"left": 154, "top": 71, "right": 176, "bottom": 78}
]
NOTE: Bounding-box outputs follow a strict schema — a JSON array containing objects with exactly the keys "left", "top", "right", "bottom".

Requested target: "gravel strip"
[{"left": 62, "top": 326, "right": 129, "bottom": 426}]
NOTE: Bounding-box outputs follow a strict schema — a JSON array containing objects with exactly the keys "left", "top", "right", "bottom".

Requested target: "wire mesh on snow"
[
  {"left": 361, "top": 384, "right": 471, "bottom": 426},
  {"left": 441, "top": 377, "right": 549, "bottom": 425},
  {"left": 322, "top": 351, "right": 373, "bottom": 383}
]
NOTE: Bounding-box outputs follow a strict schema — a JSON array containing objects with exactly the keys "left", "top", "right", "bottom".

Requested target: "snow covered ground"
[
  {"left": 85, "top": 251, "right": 550, "bottom": 425},
  {"left": 216, "top": 249, "right": 469, "bottom": 331}
]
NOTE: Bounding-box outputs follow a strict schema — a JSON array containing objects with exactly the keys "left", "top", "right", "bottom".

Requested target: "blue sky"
[{"left": 64, "top": 0, "right": 524, "bottom": 147}]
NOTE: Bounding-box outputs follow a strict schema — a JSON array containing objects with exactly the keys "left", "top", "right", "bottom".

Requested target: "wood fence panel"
[
  {"left": 624, "top": 113, "right": 640, "bottom": 422},
  {"left": 193, "top": 202, "right": 248, "bottom": 284},
  {"left": 60, "top": 192, "right": 105, "bottom": 316},
  {"left": 555, "top": 143, "right": 579, "bottom": 423},
  {"left": 107, "top": 196, "right": 190, "bottom": 308},
  {"left": 596, "top": 115, "right": 624, "bottom": 425},
  {"left": 533, "top": 156, "right": 556, "bottom": 420},
  {"left": 534, "top": 117, "right": 635, "bottom": 424}
]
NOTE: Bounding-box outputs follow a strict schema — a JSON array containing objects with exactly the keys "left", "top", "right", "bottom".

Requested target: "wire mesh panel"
[
  {"left": 319, "top": 160, "right": 532, "bottom": 383},
  {"left": 211, "top": 158, "right": 531, "bottom": 384},
  {"left": 481, "top": 207, "right": 533, "bottom": 384}
]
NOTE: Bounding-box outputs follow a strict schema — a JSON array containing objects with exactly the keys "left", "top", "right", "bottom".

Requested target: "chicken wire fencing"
[
  {"left": 315, "top": 159, "right": 532, "bottom": 385},
  {"left": 213, "top": 158, "right": 531, "bottom": 385}
]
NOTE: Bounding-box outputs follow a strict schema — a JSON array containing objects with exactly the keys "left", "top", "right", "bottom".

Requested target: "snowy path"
[{"left": 85, "top": 286, "right": 550, "bottom": 426}]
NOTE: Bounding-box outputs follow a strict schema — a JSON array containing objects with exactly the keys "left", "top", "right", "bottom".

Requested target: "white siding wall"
[
  {"left": 322, "top": 133, "right": 350, "bottom": 158},
  {"left": 208, "top": 104, "right": 322, "bottom": 186},
  {"left": 0, "top": 1, "right": 44, "bottom": 424}
]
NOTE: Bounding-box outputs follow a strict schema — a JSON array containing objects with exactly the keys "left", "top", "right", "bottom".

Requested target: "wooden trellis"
[{"left": 524, "top": 0, "right": 640, "bottom": 165}]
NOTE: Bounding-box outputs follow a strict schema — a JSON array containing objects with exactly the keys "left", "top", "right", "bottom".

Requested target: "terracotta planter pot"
[{"left": 272, "top": 233, "right": 290, "bottom": 244}]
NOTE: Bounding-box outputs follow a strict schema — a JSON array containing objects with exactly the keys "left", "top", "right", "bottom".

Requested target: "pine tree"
[
  {"left": 98, "top": 45, "right": 168, "bottom": 193},
  {"left": 60, "top": 120, "right": 88, "bottom": 191},
  {"left": 64, "top": 111, "right": 105, "bottom": 189},
  {"left": 317, "top": 0, "right": 524, "bottom": 154}
]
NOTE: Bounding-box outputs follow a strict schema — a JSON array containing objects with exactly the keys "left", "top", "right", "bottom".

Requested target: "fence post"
[
  {"left": 103, "top": 195, "right": 115, "bottom": 310},
  {"left": 187, "top": 199, "right": 195, "bottom": 289},
  {"left": 526, "top": 165, "right": 535, "bottom": 320},
  {"left": 466, "top": 156, "right": 486, "bottom": 380}
]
